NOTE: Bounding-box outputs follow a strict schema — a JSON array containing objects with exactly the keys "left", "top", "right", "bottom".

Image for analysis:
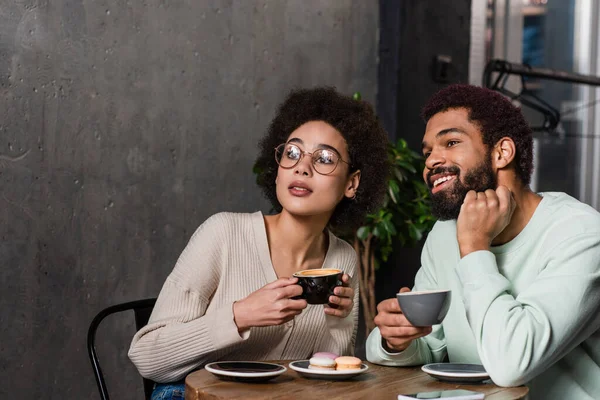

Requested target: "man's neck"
[{"left": 492, "top": 186, "right": 542, "bottom": 246}]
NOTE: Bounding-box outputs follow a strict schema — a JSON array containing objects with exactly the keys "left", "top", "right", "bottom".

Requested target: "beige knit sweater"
[{"left": 128, "top": 211, "right": 359, "bottom": 383}]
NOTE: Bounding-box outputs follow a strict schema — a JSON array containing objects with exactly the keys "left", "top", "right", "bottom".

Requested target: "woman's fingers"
[
  {"left": 341, "top": 274, "right": 351, "bottom": 285},
  {"left": 277, "top": 283, "right": 303, "bottom": 299},
  {"left": 333, "top": 286, "right": 353, "bottom": 298},
  {"left": 324, "top": 305, "right": 349, "bottom": 318},
  {"left": 328, "top": 295, "right": 352, "bottom": 308},
  {"left": 264, "top": 277, "right": 298, "bottom": 289}
]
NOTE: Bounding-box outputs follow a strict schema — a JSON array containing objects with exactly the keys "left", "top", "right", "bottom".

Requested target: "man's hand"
[
  {"left": 373, "top": 287, "right": 432, "bottom": 352},
  {"left": 457, "top": 186, "right": 516, "bottom": 257},
  {"left": 325, "top": 273, "right": 354, "bottom": 318},
  {"left": 233, "top": 278, "right": 307, "bottom": 332}
]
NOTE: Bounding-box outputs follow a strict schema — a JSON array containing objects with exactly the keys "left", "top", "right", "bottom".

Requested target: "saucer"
[
  {"left": 289, "top": 360, "right": 368, "bottom": 380},
  {"left": 421, "top": 363, "right": 490, "bottom": 383},
  {"left": 204, "top": 361, "right": 287, "bottom": 382}
]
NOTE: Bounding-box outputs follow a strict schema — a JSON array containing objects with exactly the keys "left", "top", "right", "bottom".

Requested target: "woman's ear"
[
  {"left": 344, "top": 170, "right": 361, "bottom": 199},
  {"left": 493, "top": 138, "right": 516, "bottom": 169}
]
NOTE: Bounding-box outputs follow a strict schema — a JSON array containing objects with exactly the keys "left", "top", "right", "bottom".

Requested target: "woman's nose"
[{"left": 294, "top": 154, "right": 313, "bottom": 176}]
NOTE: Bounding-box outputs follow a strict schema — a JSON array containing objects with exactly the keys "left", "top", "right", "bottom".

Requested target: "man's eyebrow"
[{"left": 422, "top": 128, "right": 468, "bottom": 149}]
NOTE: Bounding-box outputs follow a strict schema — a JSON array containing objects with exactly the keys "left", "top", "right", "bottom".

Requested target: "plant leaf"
[{"left": 356, "top": 226, "right": 370, "bottom": 241}]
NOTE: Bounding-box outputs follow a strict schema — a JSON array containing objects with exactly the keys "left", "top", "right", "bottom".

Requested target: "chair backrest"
[{"left": 87, "top": 298, "right": 157, "bottom": 400}]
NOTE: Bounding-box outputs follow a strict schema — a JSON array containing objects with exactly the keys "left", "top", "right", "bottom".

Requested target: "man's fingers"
[
  {"left": 381, "top": 326, "right": 433, "bottom": 342},
  {"left": 484, "top": 188, "right": 497, "bottom": 198},
  {"left": 482, "top": 189, "right": 498, "bottom": 210},
  {"left": 377, "top": 298, "right": 402, "bottom": 313},
  {"left": 496, "top": 185, "right": 515, "bottom": 213},
  {"left": 374, "top": 311, "right": 412, "bottom": 328},
  {"left": 385, "top": 331, "right": 431, "bottom": 348},
  {"left": 399, "top": 287, "right": 411, "bottom": 293},
  {"left": 464, "top": 190, "right": 477, "bottom": 203}
]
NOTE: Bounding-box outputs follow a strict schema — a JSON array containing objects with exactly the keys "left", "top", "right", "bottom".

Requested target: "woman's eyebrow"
[{"left": 287, "top": 138, "right": 341, "bottom": 154}]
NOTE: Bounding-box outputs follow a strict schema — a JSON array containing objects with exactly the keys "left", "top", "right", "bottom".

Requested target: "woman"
[{"left": 128, "top": 87, "right": 389, "bottom": 399}]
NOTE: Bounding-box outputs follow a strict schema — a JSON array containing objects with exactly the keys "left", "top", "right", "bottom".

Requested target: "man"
[{"left": 366, "top": 84, "right": 600, "bottom": 400}]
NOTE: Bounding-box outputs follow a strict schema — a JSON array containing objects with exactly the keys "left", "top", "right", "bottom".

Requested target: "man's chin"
[{"left": 430, "top": 194, "right": 462, "bottom": 221}]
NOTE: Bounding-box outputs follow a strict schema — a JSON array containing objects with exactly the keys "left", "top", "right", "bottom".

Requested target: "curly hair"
[
  {"left": 255, "top": 87, "right": 390, "bottom": 234},
  {"left": 421, "top": 84, "right": 534, "bottom": 185}
]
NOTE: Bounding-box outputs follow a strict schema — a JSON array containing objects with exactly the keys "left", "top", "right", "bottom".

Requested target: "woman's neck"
[{"left": 263, "top": 211, "right": 330, "bottom": 275}]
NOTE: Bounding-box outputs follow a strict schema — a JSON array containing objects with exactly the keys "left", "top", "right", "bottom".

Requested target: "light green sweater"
[{"left": 366, "top": 192, "right": 600, "bottom": 400}]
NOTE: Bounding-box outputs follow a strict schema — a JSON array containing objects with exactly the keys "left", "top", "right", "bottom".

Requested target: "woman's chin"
[{"left": 281, "top": 205, "right": 331, "bottom": 219}]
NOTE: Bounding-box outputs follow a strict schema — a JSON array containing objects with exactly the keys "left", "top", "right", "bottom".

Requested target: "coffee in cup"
[{"left": 292, "top": 268, "right": 343, "bottom": 304}]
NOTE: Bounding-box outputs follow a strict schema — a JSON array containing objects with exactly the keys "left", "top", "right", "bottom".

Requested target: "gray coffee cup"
[{"left": 396, "top": 289, "right": 451, "bottom": 327}]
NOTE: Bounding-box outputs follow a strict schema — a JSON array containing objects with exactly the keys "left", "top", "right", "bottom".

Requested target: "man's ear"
[{"left": 492, "top": 137, "right": 516, "bottom": 169}]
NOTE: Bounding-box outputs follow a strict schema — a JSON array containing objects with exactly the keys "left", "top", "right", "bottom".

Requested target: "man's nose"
[{"left": 425, "top": 149, "right": 445, "bottom": 170}]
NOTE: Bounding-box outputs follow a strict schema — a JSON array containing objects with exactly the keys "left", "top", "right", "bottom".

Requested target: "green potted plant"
[{"left": 352, "top": 136, "right": 435, "bottom": 333}]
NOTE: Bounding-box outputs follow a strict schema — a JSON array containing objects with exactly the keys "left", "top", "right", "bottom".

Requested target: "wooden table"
[{"left": 185, "top": 361, "right": 529, "bottom": 399}]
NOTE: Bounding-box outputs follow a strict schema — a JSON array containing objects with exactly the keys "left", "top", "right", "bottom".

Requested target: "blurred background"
[{"left": 1, "top": 0, "right": 598, "bottom": 398}]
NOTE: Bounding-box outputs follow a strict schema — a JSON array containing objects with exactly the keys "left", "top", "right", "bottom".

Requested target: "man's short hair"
[{"left": 421, "top": 84, "right": 534, "bottom": 185}]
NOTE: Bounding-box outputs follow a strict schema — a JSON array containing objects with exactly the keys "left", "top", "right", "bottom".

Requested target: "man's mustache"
[{"left": 426, "top": 166, "right": 461, "bottom": 188}]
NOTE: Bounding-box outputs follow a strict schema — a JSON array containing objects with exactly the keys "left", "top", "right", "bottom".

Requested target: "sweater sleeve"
[
  {"left": 366, "top": 234, "right": 448, "bottom": 365},
  {"left": 457, "top": 232, "right": 600, "bottom": 387},
  {"left": 128, "top": 214, "right": 250, "bottom": 382}
]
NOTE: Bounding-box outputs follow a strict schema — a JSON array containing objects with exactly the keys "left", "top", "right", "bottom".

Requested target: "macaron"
[
  {"left": 312, "top": 352, "right": 338, "bottom": 360},
  {"left": 334, "top": 356, "right": 362, "bottom": 370},
  {"left": 308, "top": 356, "right": 337, "bottom": 370}
]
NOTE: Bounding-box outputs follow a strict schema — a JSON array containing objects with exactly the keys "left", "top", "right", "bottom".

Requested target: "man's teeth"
[{"left": 433, "top": 175, "right": 455, "bottom": 187}]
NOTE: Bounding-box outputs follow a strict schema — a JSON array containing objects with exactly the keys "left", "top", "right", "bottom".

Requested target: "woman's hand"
[
  {"left": 324, "top": 273, "right": 354, "bottom": 318},
  {"left": 233, "top": 277, "right": 307, "bottom": 332}
]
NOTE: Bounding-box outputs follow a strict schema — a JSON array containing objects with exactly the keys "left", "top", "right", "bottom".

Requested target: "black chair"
[{"left": 87, "top": 298, "right": 157, "bottom": 400}]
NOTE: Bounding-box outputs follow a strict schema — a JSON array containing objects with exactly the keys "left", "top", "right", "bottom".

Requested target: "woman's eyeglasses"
[{"left": 274, "top": 143, "right": 350, "bottom": 175}]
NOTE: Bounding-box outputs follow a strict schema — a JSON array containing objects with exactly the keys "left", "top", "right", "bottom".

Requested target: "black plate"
[{"left": 204, "top": 361, "right": 287, "bottom": 383}]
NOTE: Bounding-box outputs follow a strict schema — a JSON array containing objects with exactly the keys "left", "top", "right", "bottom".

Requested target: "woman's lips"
[
  {"left": 288, "top": 181, "right": 313, "bottom": 197},
  {"left": 289, "top": 186, "right": 312, "bottom": 197}
]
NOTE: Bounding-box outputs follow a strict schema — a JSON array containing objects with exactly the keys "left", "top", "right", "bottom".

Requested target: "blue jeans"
[{"left": 151, "top": 381, "right": 185, "bottom": 400}]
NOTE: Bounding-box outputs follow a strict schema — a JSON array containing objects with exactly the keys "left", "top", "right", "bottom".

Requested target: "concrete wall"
[{"left": 0, "top": 1, "right": 378, "bottom": 398}]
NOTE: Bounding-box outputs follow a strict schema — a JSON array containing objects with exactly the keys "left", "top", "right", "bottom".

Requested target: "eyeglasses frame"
[{"left": 274, "top": 142, "right": 351, "bottom": 175}]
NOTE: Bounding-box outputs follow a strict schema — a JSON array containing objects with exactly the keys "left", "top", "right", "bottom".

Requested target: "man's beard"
[{"left": 428, "top": 158, "right": 497, "bottom": 221}]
